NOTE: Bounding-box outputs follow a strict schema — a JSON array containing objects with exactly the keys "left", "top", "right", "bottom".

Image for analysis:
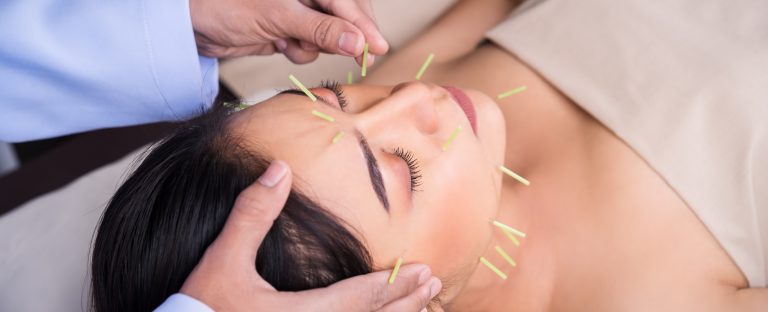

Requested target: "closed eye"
[{"left": 392, "top": 147, "right": 422, "bottom": 192}]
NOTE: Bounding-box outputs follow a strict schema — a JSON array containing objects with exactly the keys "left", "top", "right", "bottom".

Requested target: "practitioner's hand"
[
  {"left": 179, "top": 160, "right": 442, "bottom": 312},
  {"left": 189, "top": 0, "right": 388, "bottom": 65}
]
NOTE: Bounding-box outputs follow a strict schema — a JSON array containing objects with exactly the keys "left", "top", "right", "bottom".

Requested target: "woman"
[{"left": 92, "top": 0, "right": 767, "bottom": 310}]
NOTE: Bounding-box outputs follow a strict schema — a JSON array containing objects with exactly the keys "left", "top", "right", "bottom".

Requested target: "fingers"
[
  {"left": 281, "top": 39, "right": 321, "bottom": 64},
  {"left": 377, "top": 277, "right": 442, "bottom": 312},
  {"left": 354, "top": 52, "right": 376, "bottom": 67},
  {"left": 315, "top": 0, "right": 389, "bottom": 55},
  {"left": 297, "top": 264, "right": 440, "bottom": 311},
  {"left": 210, "top": 160, "right": 292, "bottom": 266},
  {"left": 276, "top": 6, "right": 365, "bottom": 57}
]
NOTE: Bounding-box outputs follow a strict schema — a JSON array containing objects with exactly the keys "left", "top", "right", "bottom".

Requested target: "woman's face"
[{"left": 230, "top": 81, "right": 506, "bottom": 299}]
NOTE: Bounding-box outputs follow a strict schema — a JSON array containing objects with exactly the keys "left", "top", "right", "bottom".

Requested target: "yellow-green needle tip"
[
  {"left": 494, "top": 245, "right": 517, "bottom": 267},
  {"left": 499, "top": 165, "right": 530, "bottom": 186},
  {"left": 492, "top": 220, "right": 527, "bottom": 238},
  {"left": 288, "top": 74, "right": 317, "bottom": 102},
  {"left": 388, "top": 257, "right": 404, "bottom": 284},
  {"left": 347, "top": 71, "right": 353, "bottom": 84},
  {"left": 415, "top": 53, "right": 435, "bottom": 80},
  {"left": 332, "top": 131, "right": 344, "bottom": 144},
  {"left": 361, "top": 43, "right": 369, "bottom": 77},
  {"left": 502, "top": 229, "right": 521, "bottom": 246},
  {"left": 479, "top": 257, "right": 507, "bottom": 280},
  {"left": 497, "top": 86, "right": 528, "bottom": 99},
  {"left": 311, "top": 109, "right": 335, "bottom": 122},
  {"left": 442, "top": 125, "right": 462, "bottom": 151}
]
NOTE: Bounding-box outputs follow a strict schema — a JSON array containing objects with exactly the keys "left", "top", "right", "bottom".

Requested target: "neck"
[
  {"left": 447, "top": 180, "right": 558, "bottom": 311},
  {"left": 447, "top": 97, "right": 567, "bottom": 311}
]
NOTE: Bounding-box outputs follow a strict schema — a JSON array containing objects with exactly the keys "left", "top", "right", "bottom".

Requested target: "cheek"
[{"left": 405, "top": 146, "right": 499, "bottom": 278}]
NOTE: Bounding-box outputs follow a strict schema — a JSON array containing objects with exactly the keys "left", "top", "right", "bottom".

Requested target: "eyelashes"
[
  {"left": 320, "top": 80, "right": 348, "bottom": 110},
  {"left": 392, "top": 147, "right": 423, "bottom": 192}
]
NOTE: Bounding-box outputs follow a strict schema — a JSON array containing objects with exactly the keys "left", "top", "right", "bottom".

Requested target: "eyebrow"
[
  {"left": 279, "top": 89, "right": 390, "bottom": 210},
  {"left": 358, "top": 135, "right": 390, "bottom": 210}
]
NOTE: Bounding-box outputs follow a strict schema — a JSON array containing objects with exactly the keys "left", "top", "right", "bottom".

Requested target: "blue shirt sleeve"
[
  {"left": 0, "top": 0, "right": 219, "bottom": 142},
  {"left": 154, "top": 293, "right": 215, "bottom": 312}
]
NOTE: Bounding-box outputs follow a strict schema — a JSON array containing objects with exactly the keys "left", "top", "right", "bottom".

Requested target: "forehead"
[{"left": 228, "top": 94, "right": 388, "bottom": 229}]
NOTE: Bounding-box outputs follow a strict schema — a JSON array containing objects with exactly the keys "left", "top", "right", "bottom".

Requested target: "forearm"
[
  {"left": 402, "top": 0, "right": 522, "bottom": 60},
  {"left": 365, "top": 0, "right": 521, "bottom": 84},
  {"left": 0, "top": 0, "right": 217, "bottom": 142}
]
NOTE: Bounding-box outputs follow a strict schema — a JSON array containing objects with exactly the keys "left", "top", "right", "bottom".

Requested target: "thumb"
[
  {"left": 212, "top": 160, "right": 292, "bottom": 266},
  {"left": 294, "top": 264, "right": 440, "bottom": 311},
  {"left": 279, "top": 7, "right": 365, "bottom": 57}
]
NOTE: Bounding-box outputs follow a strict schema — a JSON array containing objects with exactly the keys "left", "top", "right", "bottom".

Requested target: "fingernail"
[
  {"left": 275, "top": 39, "right": 288, "bottom": 52},
  {"left": 428, "top": 277, "right": 442, "bottom": 299},
  {"left": 420, "top": 309, "right": 427, "bottom": 312},
  {"left": 258, "top": 161, "right": 288, "bottom": 187},
  {"left": 338, "top": 32, "right": 360, "bottom": 56},
  {"left": 417, "top": 266, "right": 432, "bottom": 285}
]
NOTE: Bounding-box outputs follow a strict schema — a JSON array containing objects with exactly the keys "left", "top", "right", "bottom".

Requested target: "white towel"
[{"left": 487, "top": 0, "right": 768, "bottom": 287}]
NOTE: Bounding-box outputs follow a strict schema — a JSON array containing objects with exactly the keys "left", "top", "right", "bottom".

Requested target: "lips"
[{"left": 442, "top": 86, "right": 477, "bottom": 135}]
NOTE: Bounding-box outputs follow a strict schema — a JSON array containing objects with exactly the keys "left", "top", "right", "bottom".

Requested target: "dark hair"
[{"left": 90, "top": 105, "right": 372, "bottom": 312}]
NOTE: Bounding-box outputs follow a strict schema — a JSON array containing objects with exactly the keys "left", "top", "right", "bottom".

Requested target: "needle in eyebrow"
[
  {"left": 497, "top": 86, "right": 528, "bottom": 99},
  {"left": 388, "top": 256, "right": 404, "bottom": 284},
  {"left": 347, "top": 71, "right": 353, "bottom": 84},
  {"left": 495, "top": 245, "right": 517, "bottom": 267},
  {"left": 288, "top": 74, "right": 317, "bottom": 102},
  {"left": 498, "top": 165, "right": 530, "bottom": 186},
  {"left": 415, "top": 53, "right": 435, "bottom": 80},
  {"left": 479, "top": 257, "right": 508, "bottom": 280},
  {"left": 492, "top": 220, "right": 527, "bottom": 238},
  {"left": 311, "top": 109, "right": 335, "bottom": 122},
  {"left": 442, "top": 125, "right": 462, "bottom": 151}
]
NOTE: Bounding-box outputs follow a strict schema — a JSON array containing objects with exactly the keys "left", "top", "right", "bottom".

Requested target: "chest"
[{"left": 460, "top": 46, "right": 747, "bottom": 310}]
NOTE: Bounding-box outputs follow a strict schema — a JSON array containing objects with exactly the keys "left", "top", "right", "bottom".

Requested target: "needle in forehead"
[
  {"left": 311, "top": 109, "right": 335, "bottom": 122},
  {"left": 288, "top": 74, "right": 317, "bottom": 102}
]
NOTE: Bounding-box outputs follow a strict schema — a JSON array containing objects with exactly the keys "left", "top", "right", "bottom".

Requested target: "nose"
[{"left": 355, "top": 82, "right": 441, "bottom": 136}]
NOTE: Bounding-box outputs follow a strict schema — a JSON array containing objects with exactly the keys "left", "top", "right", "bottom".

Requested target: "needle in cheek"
[
  {"left": 442, "top": 125, "right": 462, "bottom": 151},
  {"left": 388, "top": 256, "right": 404, "bottom": 284},
  {"left": 331, "top": 131, "right": 344, "bottom": 144}
]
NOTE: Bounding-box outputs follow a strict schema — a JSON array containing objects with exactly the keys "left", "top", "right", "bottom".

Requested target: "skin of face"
[{"left": 229, "top": 81, "right": 507, "bottom": 302}]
